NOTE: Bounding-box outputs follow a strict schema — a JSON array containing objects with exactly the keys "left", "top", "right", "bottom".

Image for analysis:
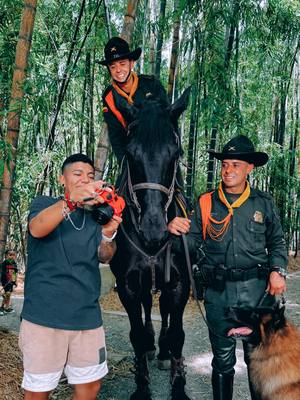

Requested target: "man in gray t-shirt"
[{"left": 20, "top": 153, "right": 122, "bottom": 400}]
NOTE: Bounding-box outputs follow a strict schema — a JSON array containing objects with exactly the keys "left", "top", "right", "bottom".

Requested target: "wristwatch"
[
  {"left": 101, "top": 230, "right": 117, "bottom": 243},
  {"left": 271, "top": 266, "right": 287, "bottom": 278}
]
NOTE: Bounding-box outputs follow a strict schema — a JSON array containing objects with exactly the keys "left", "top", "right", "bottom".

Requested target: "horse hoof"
[
  {"left": 157, "top": 358, "right": 171, "bottom": 370},
  {"left": 147, "top": 349, "right": 156, "bottom": 361}
]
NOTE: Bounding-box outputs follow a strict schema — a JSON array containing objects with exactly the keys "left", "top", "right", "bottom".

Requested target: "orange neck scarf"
[
  {"left": 205, "top": 181, "right": 250, "bottom": 241},
  {"left": 112, "top": 71, "right": 139, "bottom": 105}
]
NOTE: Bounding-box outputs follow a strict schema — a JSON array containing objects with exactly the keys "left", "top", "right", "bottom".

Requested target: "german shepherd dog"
[{"left": 231, "top": 301, "right": 300, "bottom": 400}]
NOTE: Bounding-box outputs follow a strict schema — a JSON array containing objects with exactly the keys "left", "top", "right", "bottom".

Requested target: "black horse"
[{"left": 110, "top": 88, "right": 191, "bottom": 400}]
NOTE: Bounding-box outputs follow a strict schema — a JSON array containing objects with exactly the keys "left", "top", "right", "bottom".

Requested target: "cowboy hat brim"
[
  {"left": 207, "top": 150, "right": 269, "bottom": 167},
  {"left": 97, "top": 48, "right": 142, "bottom": 66}
]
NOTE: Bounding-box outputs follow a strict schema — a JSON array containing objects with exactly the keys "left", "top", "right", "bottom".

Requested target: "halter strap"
[
  {"left": 126, "top": 158, "right": 178, "bottom": 222},
  {"left": 132, "top": 182, "right": 170, "bottom": 195}
]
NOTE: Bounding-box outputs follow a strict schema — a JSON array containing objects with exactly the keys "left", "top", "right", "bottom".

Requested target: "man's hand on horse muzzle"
[{"left": 167, "top": 217, "right": 191, "bottom": 236}]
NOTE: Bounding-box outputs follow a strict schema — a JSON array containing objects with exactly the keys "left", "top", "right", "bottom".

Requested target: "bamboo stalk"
[{"left": 0, "top": 0, "right": 37, "bottom": 260}]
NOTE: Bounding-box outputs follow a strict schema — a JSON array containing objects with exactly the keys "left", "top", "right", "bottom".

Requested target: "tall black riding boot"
[{"left": 212, "top": 370, "right": 234, "bottom": 400}]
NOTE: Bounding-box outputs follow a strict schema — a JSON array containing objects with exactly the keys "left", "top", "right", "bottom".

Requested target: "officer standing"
[{"left": 168, "top": 135, "right": 288, "bottom": 400}]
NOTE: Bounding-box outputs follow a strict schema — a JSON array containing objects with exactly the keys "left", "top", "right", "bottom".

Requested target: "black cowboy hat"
[
  {"left": 207, "top": 135, "right": 268, "bottom": 167},
  {"left": 97, "top": 37, "right": 142, "bottom": 66}
]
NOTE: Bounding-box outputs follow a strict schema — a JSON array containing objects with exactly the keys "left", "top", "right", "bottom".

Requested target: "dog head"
[{"left": 228, "top": 300, "right": 286, "bottom": 344}]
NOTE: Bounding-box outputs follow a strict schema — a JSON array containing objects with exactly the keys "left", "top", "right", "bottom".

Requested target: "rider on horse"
[{"left": 99, "top": 37, "right": 169, "bottom": 165}]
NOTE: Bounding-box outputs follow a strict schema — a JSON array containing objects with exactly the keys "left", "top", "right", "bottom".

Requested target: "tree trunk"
[
  {"left": 13, "top": 203, "right": 27, "bottom": 267},
  {"left": 0, "top": 0, "right": 37, "bottom": 261},
  {"left": 121, "top": 0, "right": 140, "bottom": 44},
  {"left": 155, "top": 0, "right": 166, "bottom": 79},
  {"left": 186, "top": 87, "right": 197, "bottom": 200},
  {"left": 139, "top": 0, "right": 149, "bottom": 74},
  {"left": 0, "top": 100, "right": 4, "bottom": 139},
  {"left": 103, "top": 0, "right": 112, "bottom": 39},
  {"left": 207, "top": 126, "right": 217, "bottom": 190},
  {"left": 79, "top": 73, "right": 87, "bottom": 153},
  {"left": 167, "top": 0, "right": 181, "bottom": 101},
  {"left": 94, "top": 124, "right": 110, "bottom": 180},
  {"left": 149, "top": 0, "right": 156, "bottom": 75},
  {"left": 186, "top": 24, "right": 201, "bottom": 200}
]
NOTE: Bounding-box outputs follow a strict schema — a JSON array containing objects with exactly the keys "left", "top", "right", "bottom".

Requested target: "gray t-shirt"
[{"left": 21, "top": 196, "right": 103, "bottom": 330}]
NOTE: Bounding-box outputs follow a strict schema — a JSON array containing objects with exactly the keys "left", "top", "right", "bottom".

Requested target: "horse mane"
[{"left": 130, "top": 99, "right": 176, "bottom": 153}]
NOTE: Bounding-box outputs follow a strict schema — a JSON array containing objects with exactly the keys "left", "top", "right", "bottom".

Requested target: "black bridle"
[
  {"left": 126, "top": 158, "right": 178, "bottom": 227},
  {"left": 119, "top": 129, "right": 181, "bottom": 292},
  {"left": 125, "top": 127, "right": 180, "bottom": 228}
]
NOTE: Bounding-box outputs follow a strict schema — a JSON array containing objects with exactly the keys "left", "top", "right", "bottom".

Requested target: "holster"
[
  {"left": 193, "top": 264, "right": 216, "bottom": 300},
  {"left": 193, "top": 263, "right": 228, "bottom": 298}
]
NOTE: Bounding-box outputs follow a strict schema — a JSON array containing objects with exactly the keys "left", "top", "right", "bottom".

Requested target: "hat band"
[{"left": 110, "top": 53, "right": 124, "bottom": 60}]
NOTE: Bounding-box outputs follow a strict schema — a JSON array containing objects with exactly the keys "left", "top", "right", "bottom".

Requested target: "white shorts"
[{"left": 19, "top": 319, "right": 108, "bottom": 392}]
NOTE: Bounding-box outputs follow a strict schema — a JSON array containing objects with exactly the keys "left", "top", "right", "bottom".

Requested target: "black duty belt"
[{"left": 225, "top": 266, "right": 268, "bottom": 281}]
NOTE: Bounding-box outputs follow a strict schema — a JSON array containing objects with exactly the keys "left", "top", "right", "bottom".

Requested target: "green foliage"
[
  {"left": 0, "top": 0, "right": 299, "bottom": 256},
  {"left": 0, "top": 0, "right": 23, "bottom": 110}
]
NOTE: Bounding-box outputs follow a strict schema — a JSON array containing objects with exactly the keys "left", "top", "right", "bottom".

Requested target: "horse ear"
[
  {"left": 169, "top": 86, "right": 191, "bottom": 122},
  {"left": 112, "top": 89, "right": 138, "bottom": 123}
]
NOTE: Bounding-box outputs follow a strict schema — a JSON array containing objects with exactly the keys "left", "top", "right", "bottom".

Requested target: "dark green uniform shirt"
[
  {"left": 188, "top": 186, "right": 288, "bottom": 272},
  {"left": 102, "top": 75, "right": 169, "bottom": 164}
]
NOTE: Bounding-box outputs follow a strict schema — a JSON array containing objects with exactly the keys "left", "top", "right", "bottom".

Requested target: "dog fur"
[{"left": 249, "top": 305, "right": 300, "bottom": 400}]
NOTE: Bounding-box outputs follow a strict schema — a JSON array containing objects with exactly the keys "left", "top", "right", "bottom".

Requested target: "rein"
[{"left": 181, "top": 234, "right": 210, "bottom": 328}]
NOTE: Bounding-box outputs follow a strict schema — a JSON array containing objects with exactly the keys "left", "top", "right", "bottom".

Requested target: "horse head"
[{"left": 114, "top": 87, "right": 190, "bottom": 250}]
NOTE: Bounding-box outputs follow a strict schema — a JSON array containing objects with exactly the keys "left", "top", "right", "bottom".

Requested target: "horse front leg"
[
  {"left": 142, "top": 291, "right": 156, "bottom": 361},
  {"left": 167, "top": 283, "right": 191, "bottom": 400},
  {"left": 116, "top": 279, "right": 152, "bottom": 400},
  {"left": 157, "top": 290, "right": 171, "bottom": 369}
]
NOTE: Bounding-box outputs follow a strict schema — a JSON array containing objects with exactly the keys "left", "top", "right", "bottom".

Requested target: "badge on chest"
[{"left": 253, "top": 211, "right": 263, "bottom": 223}]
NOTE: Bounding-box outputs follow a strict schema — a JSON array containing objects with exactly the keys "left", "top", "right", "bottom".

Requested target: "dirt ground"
[{"left": 0, "top": 256, "right": 299, "bottom": 400}]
